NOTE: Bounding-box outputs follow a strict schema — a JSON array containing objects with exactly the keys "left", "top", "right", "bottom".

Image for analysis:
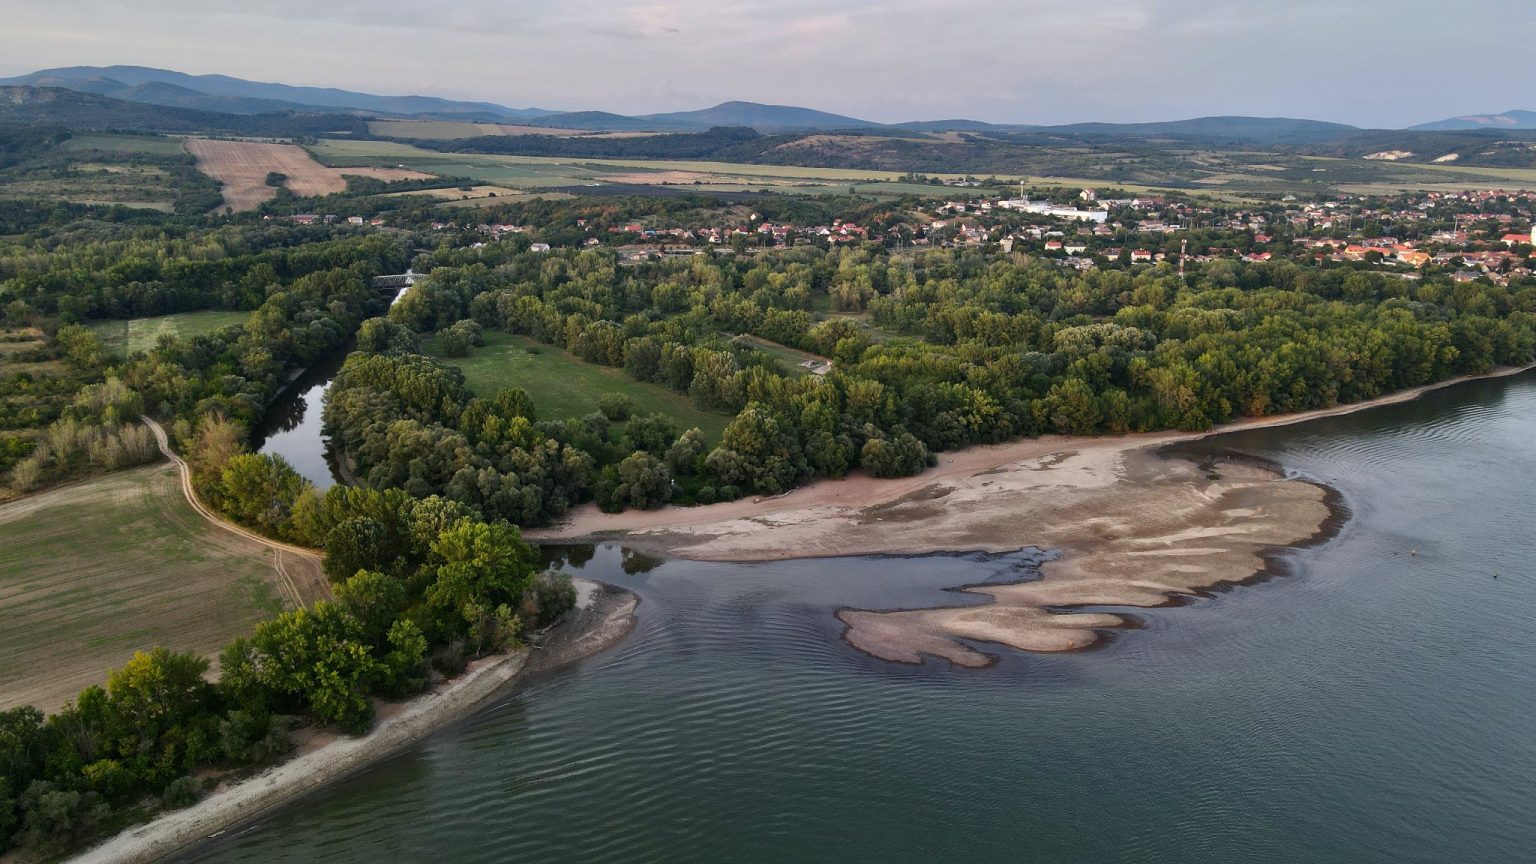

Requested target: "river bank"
[
  {"left": 68, "top": 580, "right": 638, "bottom": 864},
  {"left": 526, "top": 365, "right": 1531, "bottom": 663},
  {"left": 530, "top": 364, "right": 1535, "bottom": 560}
]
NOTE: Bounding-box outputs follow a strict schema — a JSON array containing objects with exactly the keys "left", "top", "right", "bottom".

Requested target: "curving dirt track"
[{"left": 141, "top": 415, "right": 330, "bottom": 608}]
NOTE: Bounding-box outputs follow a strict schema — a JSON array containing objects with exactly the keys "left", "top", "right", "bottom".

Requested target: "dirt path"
[{"left": 141, "top": 416, "right": 329, "bottom": 606}]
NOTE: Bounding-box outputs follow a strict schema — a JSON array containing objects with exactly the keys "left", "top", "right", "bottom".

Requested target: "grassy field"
[
  {"left": 306, "top": 139, "right": 988, "bottom": 195},
  {"left": 426, "top": 331, "right": 730, "bottom": 442},
  {"left": 58, "top": 133, "right": 189, "bottom": 156},
  {"left": 732, "top": 333, "right": 829, "bottom": 376},
  {"left": 0, "top": 464, "right": 321, "bottom": 713},
  {"left": 89, "top": 310, "right": 252, "bottom": 357}
]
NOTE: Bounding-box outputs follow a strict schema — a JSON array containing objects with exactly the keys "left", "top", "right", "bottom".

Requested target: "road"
[{"left": 141, "top": 415, "right": 328, "bottom": 607}]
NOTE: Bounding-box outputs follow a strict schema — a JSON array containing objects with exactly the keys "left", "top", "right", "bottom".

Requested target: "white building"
[{"left": 997, "top": 198, "right": 1108, "bottom": 224}]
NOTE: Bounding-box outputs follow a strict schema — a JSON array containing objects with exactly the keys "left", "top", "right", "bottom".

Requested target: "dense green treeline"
[
  {"left": 320, "top": 241, "right": 1535, "bottom": 522},
  {"left": 2, "top": 233, "right": 409, "bottom": 496},
  {"left": 0, "top": 226, "right": 406, "bottom": 321}
]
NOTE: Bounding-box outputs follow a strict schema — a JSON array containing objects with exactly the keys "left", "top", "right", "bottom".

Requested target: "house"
[
  {"left": 1130, "top": 250, "right": 1153, "bottom": 262},
  {"left": 529, "top": 243, "right": 551, "bottom": 253},
  {"left": 1501, "top": 231, "right": 1534, "bottom": 247}
]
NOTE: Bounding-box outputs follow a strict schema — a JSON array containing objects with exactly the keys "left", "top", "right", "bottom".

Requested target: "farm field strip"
[
  {"left": 185, "top": 138, "right": 437, "bottom": 211},
  {"left": 0, "top": 464, "right": 324, "bottom": 714}
]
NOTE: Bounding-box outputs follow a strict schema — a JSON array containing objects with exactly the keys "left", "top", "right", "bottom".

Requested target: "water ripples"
[{"left": 187, "top": 372, "right": 1536, "bottom": 864}]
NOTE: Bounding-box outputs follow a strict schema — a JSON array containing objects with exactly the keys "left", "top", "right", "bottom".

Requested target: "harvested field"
[
  {"left": 0, "top": 463, "right": 328, "bottom": 713},
  {"left": 184, "top": 139, "right": 435, "bottom": 211}
]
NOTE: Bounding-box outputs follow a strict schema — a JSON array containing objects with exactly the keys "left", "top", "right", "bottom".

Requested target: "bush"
[
  {"left": 597, "top": 393, "right": 634, "bottom": 422},
  {"left": 160, "top": 777, "right": 197, "bottom": 810}
]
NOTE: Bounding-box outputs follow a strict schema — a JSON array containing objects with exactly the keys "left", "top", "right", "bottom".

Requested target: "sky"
[{"left": 2, "top": 0, "right": 1533, "bottom": 128}]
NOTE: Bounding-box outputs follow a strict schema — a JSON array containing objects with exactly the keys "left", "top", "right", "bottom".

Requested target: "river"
[
  {"left": 251, "top": 286, "right": 409, "bottom": 489},
  {"left": 189, "top": 369, "right": 1536, "bottom": 863}
]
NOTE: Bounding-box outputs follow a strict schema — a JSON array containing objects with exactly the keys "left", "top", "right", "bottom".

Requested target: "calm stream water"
[
  {"left": 252, "top": 286, "right": 409, "bottom": 489},
  {"left": 191, "top": 370, "right": 1536, "bottom": 863}
]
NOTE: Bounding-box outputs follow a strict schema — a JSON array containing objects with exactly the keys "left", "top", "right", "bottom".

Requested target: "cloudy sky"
[{"left": 3, "top": 0, "right": 1532, "bottom": 128}]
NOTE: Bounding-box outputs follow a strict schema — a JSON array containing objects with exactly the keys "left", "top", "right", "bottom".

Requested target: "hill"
[
  {"left": 0, "top": 65, "right": 556, "bottom": 120},
  {"left": 1038, "top": 116, "right": 1358, "bottom": 145},
  {"left": 1412, "top": 110, "right": 1536, "bottom": 131},
  {"left": 638, "top": 101, "right": 881, "bottom": 132},
  {"left": 0, "top": 85, "right": 369, "bottom": 137}
]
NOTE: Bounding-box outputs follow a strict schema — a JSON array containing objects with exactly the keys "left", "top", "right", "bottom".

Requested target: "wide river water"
[{"left": 190, "top": 370, "right": 1536, "bottom": 863}]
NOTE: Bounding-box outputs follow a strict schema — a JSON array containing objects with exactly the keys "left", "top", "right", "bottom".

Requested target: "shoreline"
[
  {"left": 524, "top": 365, "right": 1530, "bottom": 666},
  {"left": 67, "top": 580, "right": 639, "bottom": 864},
  {"left": 528, "top": 363, "right": 1535, "bottom": 557}
]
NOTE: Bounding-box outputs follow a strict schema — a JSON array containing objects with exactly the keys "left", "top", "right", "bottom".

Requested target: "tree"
[
  {"left": 621, "top": 412, "right": 678, "bottom": 455},
  {"left": 216, "top": 454, "right": 310, "bottom": 539},
  {"left": 104, "top": 649, "right": 214, "bottom": 761},
  {"left": 55, "top": 325, "right": 103, "bottom": 367},
  {"left": 664, "top": 428, "right": 708, "bottom": 475},
  {"left": 597, "top": 393, "right": 635, "bottom": 422},
  {"left": 247, "top": 603, "right": 384, "bottom": 732},
  {"left": 355, "top": 317, "right": 419, "bottom": 355},
  {"left": 596, "top": 451, "right": 672, "bottom": 511},
  {"left": 422, "top": 518, "right": 539, "bottom": 648}
]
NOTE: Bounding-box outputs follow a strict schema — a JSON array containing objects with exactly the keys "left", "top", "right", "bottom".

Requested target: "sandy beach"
[
  {"left": 66, "top": 580, "right": 638, "bottom": 864},
  {"left": 528, "top": 365, "right": 1533, "bottom": 663}
]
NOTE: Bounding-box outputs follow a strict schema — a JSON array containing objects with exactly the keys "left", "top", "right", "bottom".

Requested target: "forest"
[{"left": 318, "top": 238, "right": 1536, "bottom": 526}]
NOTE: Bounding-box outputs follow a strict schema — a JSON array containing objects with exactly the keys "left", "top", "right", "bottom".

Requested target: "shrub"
[{"left": 597, "top": 393, "right": 634, "bottom": 422}]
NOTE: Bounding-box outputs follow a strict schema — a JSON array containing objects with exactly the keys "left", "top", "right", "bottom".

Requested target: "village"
[{"left": 282, "top": 185, "right": 1536, "bottom": 286}]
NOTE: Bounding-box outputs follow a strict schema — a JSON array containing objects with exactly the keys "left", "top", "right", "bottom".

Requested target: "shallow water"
[
  {"left": 252, "top": 349, "right": 347, "bottom": 490},
  {"left": 189, "top": 370, "right": 1536, "bottom": 863}
]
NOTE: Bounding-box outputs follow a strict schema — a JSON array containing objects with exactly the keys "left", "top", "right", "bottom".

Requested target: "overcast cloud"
[{"left": 2, "top": 0, "right": 1532, "bottom": 127}]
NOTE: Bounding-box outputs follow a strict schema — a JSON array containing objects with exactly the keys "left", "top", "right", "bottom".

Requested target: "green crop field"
[
  {"left": 305, "top": 139, "right": 982, "bottom": 192},
  {"left": 59, "top": 133, "right": 189, "bottom": 156},
  {"left": 426, "top": 331, "right": 730, "bottom": 442},
  {"left": 0, "top": 464, "right": 316, "bottom": 713},
  {"left": 89, "top": 310, "right": 251, "bottom": 357}
]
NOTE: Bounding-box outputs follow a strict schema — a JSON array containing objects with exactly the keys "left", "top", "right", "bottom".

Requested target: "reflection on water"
[
  {"left": 252, "top": 349, "right": 349, "bottom": 490},
  {"left": 189, "top": 371, "right": 1536, "bottom": 864},
  {"left": 254, "top": 286, "right": 410, "bottom": 490}
]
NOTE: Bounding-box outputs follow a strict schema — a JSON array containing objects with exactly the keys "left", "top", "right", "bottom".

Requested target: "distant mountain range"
[
  {"left": 0, "top": 65, "right": 557, "bottom": 121},
  {"left": 1411, "top": 110, "right": 1536, "bottom": 131},
  {"left": 4, "top": 65, "right": 1534, "bottom": 146}
]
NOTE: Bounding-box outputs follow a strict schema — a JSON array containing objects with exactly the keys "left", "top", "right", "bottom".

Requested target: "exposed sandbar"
[{"left": 837, "top": 452, "right": 1333, "bottom": 665}]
